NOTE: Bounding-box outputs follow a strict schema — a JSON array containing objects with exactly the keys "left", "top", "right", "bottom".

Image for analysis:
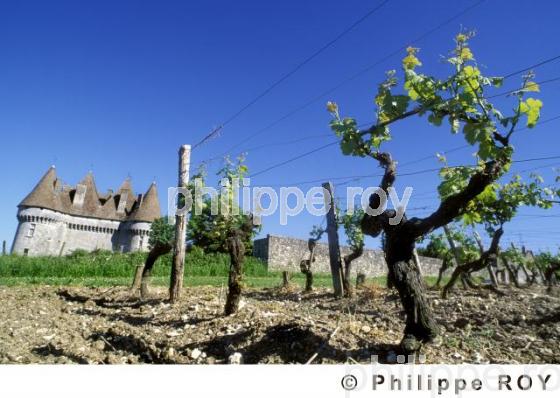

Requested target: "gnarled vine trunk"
[
  {"left": 442, "top": 228, "right": 503, "bottom": 298},
  {"left": 300, "top": 237, "right": 321, "bottom": 293},
  {"left": 224, "top": 216, "right": 254, "bottom": 315},
  {"left": 281, "top": 271, "right": 291, "bottom": 288},
  {"left": 545, "top": 261, "right": 560, "bottom": 294},
  {"left": 473, "top": 231, "right": 499, "bottom": 288},
  {"left": 224, "top": 234, "right": 244, "bottom": 315},
  {"left": 138, "top": 242, "right": 172, "bottom": 298},
  {"left": 380, "top": 225, "right": 439, "bottom": 351},
  {"left": 299, "top": 258, "right": 313, "bottom": 292},
  {"left": 343, "top": 246, "right": 364, "bottom": 298},
  {"left": 299, "top": 251, "right": 315, "bottom": 292},
  {"left": 432, "top": 258, "right": 451, "bottom": 289},
  {"left": 360, "top": 149, "right": 507, "bottom": 352},
  {"left": 501, "top": 256, "right": 522, "bottom": 288}
]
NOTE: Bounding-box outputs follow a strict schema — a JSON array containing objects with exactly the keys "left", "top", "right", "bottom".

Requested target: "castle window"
[
  {"left": 27, "top": 223, "right": 37, "bottom": 238},
  {"left": 23, "top": 248, "right": 29, "bottom": 256}
]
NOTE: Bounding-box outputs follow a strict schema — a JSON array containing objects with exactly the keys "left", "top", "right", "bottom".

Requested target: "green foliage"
[
  {"left": 340, "top": 209, "right": 365, "bottom": 251},
  {"left": 187, "top": 155, "right": 260, "bottom": 254},
  {"left": 519, "top": 98, "right": 543, "bottom": 128},
  {"left": 65, "top": 249, "right": 91, "bottom": 260},
  {"left": 501, "top": 246, "right": 527, "bottom": 268},
  {"left": 0, "top": 250, "right": 268, "bottom": 279},
  {"left": 148, "top": 217, "right": 175, "bottom": 248},
  {"left": 439, "top": 172, "right": 557, "bottom": 234},
  {"left": 418, "top": 225, "right": 478, "bottom": 264},
  {"left": 327, "top": 32, "right": 542, "bottom": 163},
  {"left": 533, "top": 250, "right": 560, "bottom": 273}
]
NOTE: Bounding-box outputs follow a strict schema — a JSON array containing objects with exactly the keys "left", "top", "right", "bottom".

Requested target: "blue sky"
[{"left": 1, "top": 0, "right": 559, "bottom": 252}]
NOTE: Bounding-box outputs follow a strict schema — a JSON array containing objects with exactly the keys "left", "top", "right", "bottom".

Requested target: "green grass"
[
  {"left": 0, "top": 250, "right": 342, "bottom": 288},
  {"left": 0, "top": 250, "right": 437, "bottom": 289},
  {"left": 0, "top": 249, "right": 268, "bottom": 278}
]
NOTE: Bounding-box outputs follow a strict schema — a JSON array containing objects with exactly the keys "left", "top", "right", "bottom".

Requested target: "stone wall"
[{"left": 253, "top": 234, "right": 443, "bottom": 277}]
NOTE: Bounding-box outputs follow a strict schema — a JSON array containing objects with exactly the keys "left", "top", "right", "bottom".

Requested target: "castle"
[{"left": 11, "top": 166, "right": 161, "bottom": 256}]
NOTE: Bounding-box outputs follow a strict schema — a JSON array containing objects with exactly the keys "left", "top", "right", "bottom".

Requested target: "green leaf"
[
  {"left": 519, "top": 98, "right": 543, "bottom": 128},
  {"left": 463, "top": 122, "right": 481, "bottom": 144},
  {"left": 459, "top": 47, "right": 473, "bottom": 61},
  {"left": 404, "top": 80, "right": 419, "bottom": 100},
  {"left": 428, "top": 113, "right": 443, "bottom": 126},
  {"left": 490, "top": 77, "right": 504, "bottom": 88},
  {"left": 341, "top": 139, "right": 355, "bottom": 155},
  {"left": 478, "top": 134, "right": 496, "bottom": 160},
  {"left": 380, "top": 94, "right": 410, "bottom": 120},
  {"left": 523, "top": 81, "right": 540, "bottom": 92},
  {"left": 403, "top": 47, "right": 421, "bottom": 70}
]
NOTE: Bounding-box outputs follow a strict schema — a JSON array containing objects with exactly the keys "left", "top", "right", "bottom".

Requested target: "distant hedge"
[{"left": 0, "top": 247, "right": 269, "bottom": 279}]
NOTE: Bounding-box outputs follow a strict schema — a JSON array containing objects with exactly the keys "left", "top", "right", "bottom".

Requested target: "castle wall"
[
  {"left": 12, "top": 207, "right": 151, "bottom": 256},
  {"left": 253, "top": 234, "right": 443, "bottom": 277},
  {"left": 128, "top": 222, "right": 151, "bottom": 252}
]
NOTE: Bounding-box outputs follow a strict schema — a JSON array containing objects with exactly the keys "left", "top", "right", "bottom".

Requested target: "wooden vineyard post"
[
  {"left": 282, "top": 271, "right": 291, "bottom": 288},
  {"left": 169, "top": 144, "right": 191, "bottom": 303},
  {"left": 322, "top": 182, "right": 344, "bottom": 298},
  {"left": 131, "top": 265, "right": 145, "bottom": 292},
  {"left": 412, "top": 248, "right": 423, "bottom": 276}
]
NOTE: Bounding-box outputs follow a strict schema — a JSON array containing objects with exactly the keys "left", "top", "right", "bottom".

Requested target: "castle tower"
[
  {"left": 12, "top": 166, "right": 65, "bottom": 256},
  {"left": 128, "top": 182, "right": 160, "bottom": 252}
]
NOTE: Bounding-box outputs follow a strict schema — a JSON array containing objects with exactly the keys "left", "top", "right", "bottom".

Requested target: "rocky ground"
[{"left": 0, "top": 283, "right": 559, "bottom": 364}]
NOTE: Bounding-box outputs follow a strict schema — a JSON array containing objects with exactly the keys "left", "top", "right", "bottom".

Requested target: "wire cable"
[
  {"left": 247, "top": 75, "right": 560, "bottom": 179},
  {"left": 217, "top": 0, "right": 487, "bottom": 157},
  {"left": 192, "top": 0, "right": 391, "bottom": 148}
]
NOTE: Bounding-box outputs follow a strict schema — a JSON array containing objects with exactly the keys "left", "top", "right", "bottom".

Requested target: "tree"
[
  {"left": 327, "top": 31, "right": 543, "bottom": 351},
  {"left": 340, "top": 209, "right": 365, "bottom": 297},
  {"left": 214, "top": 156, "right": 258, "bottom": 315},
  {"left": 188, "top": 157, "right": 260, "bottom": 255}
]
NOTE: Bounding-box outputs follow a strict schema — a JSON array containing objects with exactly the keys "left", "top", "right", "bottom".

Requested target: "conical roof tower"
[
  {"left": 129, "top": 182, "right": 161, "bottom": 222},
  {"left": 19, "top": 166, "right": 61, "bottom": 211}
]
